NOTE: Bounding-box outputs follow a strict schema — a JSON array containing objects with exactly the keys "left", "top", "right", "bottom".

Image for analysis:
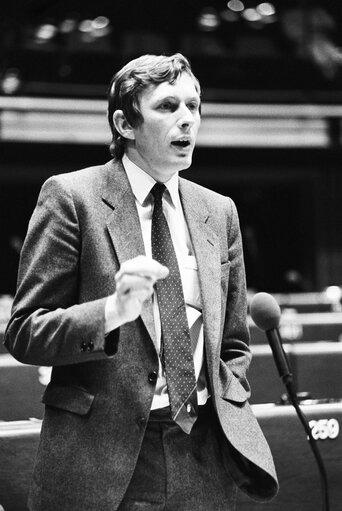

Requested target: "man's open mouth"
[{"left": 171, "top": 140, "right": 191, "bottom": 148}]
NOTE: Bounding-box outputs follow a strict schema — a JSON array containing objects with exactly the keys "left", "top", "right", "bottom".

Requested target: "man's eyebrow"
[
  {"left": 188, "top": 96, "right": 201, "bottom": 103},
  {"left": 156, "top": 95, "right": 177, "bottom": 101},
  {"left": 155, "top": 94, "right": 200, "bottom": 103}
]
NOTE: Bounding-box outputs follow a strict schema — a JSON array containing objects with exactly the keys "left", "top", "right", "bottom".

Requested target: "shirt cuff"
[{"left": 105, "top": 294, "right": 124, "bottom": 334}]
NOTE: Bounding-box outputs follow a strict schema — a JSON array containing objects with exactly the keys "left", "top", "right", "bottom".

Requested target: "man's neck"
[{"left": 124, "top": 150, "right": 177, "bottom": 183}]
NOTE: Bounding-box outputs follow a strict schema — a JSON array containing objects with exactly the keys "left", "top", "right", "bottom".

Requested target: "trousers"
[{"left": 118, "top": 399, "right": 237, "bottom": 510}]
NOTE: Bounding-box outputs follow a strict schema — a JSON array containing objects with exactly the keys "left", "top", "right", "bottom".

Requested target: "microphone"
[
  {"left": 250, "top": 292, "right": 294, "bottom": 392},
  {"left": 250, "top": 292, "right": 330, "bottom": 511}
]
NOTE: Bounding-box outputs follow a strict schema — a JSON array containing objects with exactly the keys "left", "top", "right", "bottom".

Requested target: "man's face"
[{"left": 127, "top": 73, "right": 201, "bottom": 182}]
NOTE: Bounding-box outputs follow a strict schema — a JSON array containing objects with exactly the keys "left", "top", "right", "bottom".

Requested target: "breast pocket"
[{"left": 181, "top": 255, "right": 202, "bottom": 309}]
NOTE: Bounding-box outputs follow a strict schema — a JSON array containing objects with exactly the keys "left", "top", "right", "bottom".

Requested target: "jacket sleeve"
[
  {"left": 4, "top": 175, "right": 119, "bottom": 367},
  {"left": 220, "top": 198, "right": 252, "bottom": 395}
]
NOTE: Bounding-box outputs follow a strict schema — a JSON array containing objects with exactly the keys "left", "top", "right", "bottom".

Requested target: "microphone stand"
[{"left": 267, "top": 328, "right": 330, "bottom": 511}]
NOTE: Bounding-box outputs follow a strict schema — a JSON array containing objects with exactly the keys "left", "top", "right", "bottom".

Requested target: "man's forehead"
[{"left": 140, "top": 74, "right": 200, "bottom": 101}]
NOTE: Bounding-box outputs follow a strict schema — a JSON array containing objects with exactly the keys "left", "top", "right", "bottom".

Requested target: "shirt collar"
[{"left": 122, "top": 154, "right": 180, "bottom": 208}]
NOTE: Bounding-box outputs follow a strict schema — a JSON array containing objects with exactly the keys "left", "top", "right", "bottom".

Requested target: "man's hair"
[{"left": 107, "top": 53, "right": 201, "bottom": 159}]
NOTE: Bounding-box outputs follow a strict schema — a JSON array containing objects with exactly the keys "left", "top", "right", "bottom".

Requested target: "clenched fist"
[{"left": 105, "top": 255, "right": 169, "bottom": 330}]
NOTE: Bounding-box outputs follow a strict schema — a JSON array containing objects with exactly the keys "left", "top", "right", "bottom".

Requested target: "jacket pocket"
[
  {"left": 42, "top": 383, "right": 95, "bottom": 415},
  {"left": 219, "top": 360, "right": 248, "bottom": 403}
]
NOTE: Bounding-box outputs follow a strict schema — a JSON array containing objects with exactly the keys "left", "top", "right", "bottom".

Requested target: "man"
[{"left": 5, "top": 53, "right": 278, "bottom": 510}]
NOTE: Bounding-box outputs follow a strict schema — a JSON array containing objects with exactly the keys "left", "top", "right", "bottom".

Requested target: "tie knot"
[{"left": 151, "top": 183, "right": 166, "bottom": 203}]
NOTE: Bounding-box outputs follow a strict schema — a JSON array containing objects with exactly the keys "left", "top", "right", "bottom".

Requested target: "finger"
[
  {"left": 125, "top": 288, "right": 153, "bottom": 302},
  {"left": 116, "top": 274, "right": 154, "bottom": 297},
  {"left": 118, "top": 256, "right": 169, "bottom": 281},
  {"left": 118, "top": 258, "right": 168, "bottom": 280},
  {"left": 116, "top": 271, "right": 153, "bottom": 284}
]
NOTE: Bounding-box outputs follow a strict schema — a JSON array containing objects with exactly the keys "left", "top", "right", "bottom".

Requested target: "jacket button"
[
  {"left": 137, "top": 417, "right": 146, "bottom": 427},
  {"left": 80, "top": 341, "right": 87, "bottom": 352},
  {"left": 148, "top": 371, "right": 158, "bottom": 384}
]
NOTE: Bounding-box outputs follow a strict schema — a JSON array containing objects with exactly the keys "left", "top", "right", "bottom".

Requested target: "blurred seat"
[
  {"left": 0, "top": 354, "right": 50, "bottom": 420},
  {"left": 249, "top": 341, "right": 342, "bottom": 404},
  {"left": 272, "top": 290, "right": 342, "bottom": 313},
  {"left": 249, "top": 310, "right": 342, "bottom": 344},
  {"left": 0, "top": 419, "right": 40, "bottom": 511},
  {"left": 248, "top": 343, "right": 290, "bottom": 404}
]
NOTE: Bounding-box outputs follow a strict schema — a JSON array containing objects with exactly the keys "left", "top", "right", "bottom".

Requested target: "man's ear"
[{"left": 112, "top": 110, "right": 135, "bottom": 140}]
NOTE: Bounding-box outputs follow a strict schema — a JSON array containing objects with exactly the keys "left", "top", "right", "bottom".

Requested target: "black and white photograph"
[{"left": 0, "top": 1, "right": 341, "bottom": 510}]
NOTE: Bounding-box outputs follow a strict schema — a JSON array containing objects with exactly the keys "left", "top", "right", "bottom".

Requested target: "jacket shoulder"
[
  {"left": 44, "top": 160, "right": 115, "bottom": 189},
  {"left": 179, "top": 176, "right": 236, "bottom": 212}
]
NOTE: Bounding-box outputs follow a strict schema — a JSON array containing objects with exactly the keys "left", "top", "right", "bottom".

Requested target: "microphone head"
[{"left": 250, "top": 292, "right": 281, "bottom": 331}]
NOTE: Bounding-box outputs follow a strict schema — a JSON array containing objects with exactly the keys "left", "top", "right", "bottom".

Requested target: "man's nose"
[{"left": 177, "top": 105, "right": 195, "bottom": 129}]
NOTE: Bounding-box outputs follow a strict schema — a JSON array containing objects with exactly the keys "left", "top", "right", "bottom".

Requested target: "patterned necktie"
[{"left": 151, "top": 182, "right": 198, "bottom": 434}]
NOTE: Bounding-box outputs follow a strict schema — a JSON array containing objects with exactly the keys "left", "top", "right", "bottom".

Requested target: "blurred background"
[
  {"left": 2, "top": 3, "right": 342, "bottom": 510},
  {"left": 1, "top": 0, "right": 342, "bottom": 297}
]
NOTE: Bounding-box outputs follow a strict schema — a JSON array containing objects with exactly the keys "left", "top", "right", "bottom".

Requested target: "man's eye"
[
  {"left": 188, "top": 102, "right": 199, "bottom": 112},
  {"left": 159, "top": 102, "right": 174, "bottom": 111}
]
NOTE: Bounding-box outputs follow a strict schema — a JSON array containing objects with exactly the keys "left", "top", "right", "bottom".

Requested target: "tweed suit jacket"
[{"left": 5, "top": 158, "right": 278, "bottom": 510}]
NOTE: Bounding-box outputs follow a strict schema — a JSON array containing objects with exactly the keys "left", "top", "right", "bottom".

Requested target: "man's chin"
[{"left": 174, "top": 155, "right": 193, "bottom": 171}]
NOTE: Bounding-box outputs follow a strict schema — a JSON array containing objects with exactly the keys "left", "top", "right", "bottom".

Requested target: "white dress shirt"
[{"left": 107, "top": 154, "right": 208, "bottom": 408}]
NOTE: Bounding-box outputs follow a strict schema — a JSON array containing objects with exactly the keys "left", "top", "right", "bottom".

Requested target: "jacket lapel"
[
  {"left": 102, "top": 160, "right": 156, "bottom": 345},
  {"left": 179, "top": 179, "right": 222, "bottom": 383}
]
